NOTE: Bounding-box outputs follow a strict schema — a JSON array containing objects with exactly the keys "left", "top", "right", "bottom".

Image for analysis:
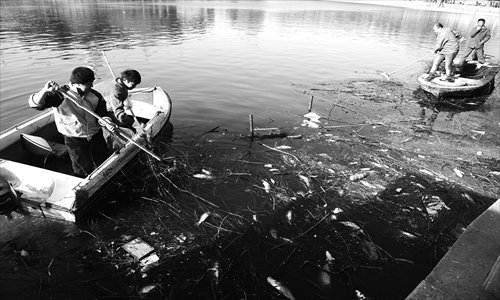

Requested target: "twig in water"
[
  {"left": 160, "top": 173, "right": 219, "bottom": 208},
  {"left": 259, "top": 143, "right": 301, "bottom": 163},
  {"left": 47, "top": 258, "right": 54, "bottom": 276}
]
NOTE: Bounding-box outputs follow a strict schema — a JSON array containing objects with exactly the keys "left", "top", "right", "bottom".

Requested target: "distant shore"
[{"left": 330, "top": 0, "right": 500, "bottom": 16}]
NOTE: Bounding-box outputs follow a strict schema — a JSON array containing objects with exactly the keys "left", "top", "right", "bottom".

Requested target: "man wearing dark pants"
[
  {"left": 456, "top": 18, "right": 491, "bottom": 73},
  {"left": 29, "top": 67, "right": 114, "bottom": 177}
]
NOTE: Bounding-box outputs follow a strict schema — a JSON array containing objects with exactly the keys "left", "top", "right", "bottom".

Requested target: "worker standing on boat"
[
  {"left": 104, "top": 69, "right": 142, "bottom": 132},
  {"left": 29, "top": 67, "right": 114, "bottom": 177},
  {"left": 425, "top": 23, "right": 462, "bottom": 82},
  {"left": 456, "top": 18, "right": 491, "bottom": 72}
]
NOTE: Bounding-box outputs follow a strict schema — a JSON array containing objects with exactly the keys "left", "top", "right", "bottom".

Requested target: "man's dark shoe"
[{"left": 424, "top": 73, "right": 436, "bottom": 82}]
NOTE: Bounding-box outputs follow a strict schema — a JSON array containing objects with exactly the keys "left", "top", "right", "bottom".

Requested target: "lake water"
[{"left": 1, "top": 0, "right": 498, "bottom": 133}]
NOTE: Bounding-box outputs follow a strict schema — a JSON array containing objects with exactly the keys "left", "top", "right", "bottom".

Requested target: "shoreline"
[{"left": 330, "top": 0, "right": 500, "bottom": 16}]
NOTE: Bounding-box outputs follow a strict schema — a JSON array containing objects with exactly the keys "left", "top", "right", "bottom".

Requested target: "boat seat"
[{"left": 20, "top": 133, "right": 68, "bottom": 158}]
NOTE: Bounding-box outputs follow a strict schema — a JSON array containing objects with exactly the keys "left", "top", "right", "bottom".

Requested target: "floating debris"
[
  {"left": 302, "top": 120, "right": 320, "bottom": 128},
  {"left": 269, "top": 228, "right": 279, "bottom": 239},
  {"left": 396, "top": 188, "right": 403, "bottom": 193},
  {"left": 122, "top": 238, "right": 155, "bottom": 260},
  {"left": 287, "top": 134, "right": 302, "bottom": 139},
  {"left": 267, "top": 277, "right": 296, "bottom": 300},
  {"left": 304, "top": 111, "right": 321, "bottom": 123},
  {"left": 423, "top": 195, "right": 450, "bottom": 219},
  {"left": 196, "top": 212, "right": 211, "bottom": 226}
]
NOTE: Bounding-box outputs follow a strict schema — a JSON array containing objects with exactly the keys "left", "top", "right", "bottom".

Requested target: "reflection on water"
[{"left": 0, "top": 0, "right": 498, "bottom": 132}]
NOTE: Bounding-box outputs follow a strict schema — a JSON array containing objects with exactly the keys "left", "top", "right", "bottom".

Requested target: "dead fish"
[
  {"left": 453, "top": 168, "right": 464, "bottom": 178},
  {"left": 139, "top": 284, "right": 157, "bottom": 295},
  {"left": 285, "top": 210, "right": 292, "bottom": 225},
  {"left": 208, "top": 261, "right": 220, "bottom": 286},
  {"left": 193, "top": 173, "right": 216, "bottom": 180},
  {"left": 298, "top": 174, "right": 310, "bottom": 189},
  {"left": 319, "top": 250, "right": 335, "bottom": 288},
  {"left": 267, "top": 277, "right": 296, "bottom": 300},
  {"left": 361, "top": 240, "right": 379, "bottom": 261},
  {"left": 349, "top": 173, "right": 368, "bottom": 181},
  {"left": 275, "top": 145, "right": 292, "bottom": 150},
  {"left": 262, "top": 180, "right": 271, "bottom": 193},
  {"left": 196, "top": 212, "right": 211, "bottom": 226},
  {"left": 201, "top": 169, "right": 212, "bottom": 175},
  {"left": 338, "top": 221, "right": 363, "bottom": 234},
  {"left": 325, "top": 250, "right": 335, "bottom": 262}
]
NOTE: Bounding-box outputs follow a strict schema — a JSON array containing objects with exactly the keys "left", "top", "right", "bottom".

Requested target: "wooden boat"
[
  {"left": 417, "top": 61, "right": 499, "bottom": 98},
  {"left": 0, "top": 86, "right": 172, "bottom": 222}
]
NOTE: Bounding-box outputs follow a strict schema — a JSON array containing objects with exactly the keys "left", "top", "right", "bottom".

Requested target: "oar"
[
  {"left": 56, "top": 86, "right": 162, "bottom": 161},
  {"left": 101, "top": 50, "right": 147, "bottom": 135},
  {"left": 380, "top": 53, "right": 433, "bottom": 80}
]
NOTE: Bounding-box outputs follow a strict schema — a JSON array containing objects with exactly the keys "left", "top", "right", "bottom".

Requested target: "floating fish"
[
  {"left": 193, "top": 173, "right": 216, "bottom": 180},
  {"left": 349, "top": 173, "right": 368, "bottom": 181},
  {"left": 361, "top": 240, "right": 379, "bottom": 261},
  {"left": 201, "top": 169, "right": 212, "bottom": 175},
  {"left": 208, "top": 261, "right": 220, "bottom": 286},
  {"left": 269, "top": 228, "right": 278, "bottom": 239},
  {"left": 325, "top": 250, "right": 335, "bottom": 262},
  {"left": 267, "top": 277, "right": 296, "bottom": 300},
  {"left": 275, "top": 145, "right": 292, "bottom": 150},
  {"left": 196, "top": 212, "right": 211, "bottom": 226},
  {"left": 453, "top": 168, "right": 464, "bottom": 178},
  {"left": 298, "top": 174, "right": 311, "bottom": 189},
  {"left": 285, "top": 210, "right": 292, "bottom": 225},
  {"left": 262, "top": 180, "right": 271, "bottom": 193},
  {"left": 332, "top": 207, "right": 343, "bottom": 215},
  {"left": 338, "top": 221, "right": 363, "bottom": 235},
  {"left": 139, "top": 284, "right": 157, "bottom": 295}
]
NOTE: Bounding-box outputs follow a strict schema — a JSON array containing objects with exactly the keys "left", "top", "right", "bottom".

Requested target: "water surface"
[{"left": 1, "top": 0, "right": 498, "bottom": 133}]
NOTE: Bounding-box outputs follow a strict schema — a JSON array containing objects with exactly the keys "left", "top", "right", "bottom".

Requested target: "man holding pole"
[
  {"left": 104, "top": 69, "right": 142, "bottom": 132},
  {"left": 425, "top": 23, "right": 462, "bottom": 82},
  {"left": 29, "top": 67, "right": 115, "bottom": 177}
]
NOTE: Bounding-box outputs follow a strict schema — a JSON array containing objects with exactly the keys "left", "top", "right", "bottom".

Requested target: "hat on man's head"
[{"left": 70, "top": 67, "right": 95, "bottom": 84}]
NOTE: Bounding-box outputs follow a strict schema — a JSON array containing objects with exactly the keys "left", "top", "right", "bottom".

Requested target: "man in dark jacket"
[
  {"left": 456, "top": 18, "right": 491, "bottom": 71},
  {"left": 29, "top": 67, "right": 113, "bottom": 177},
  {"left": 105, "top": 69, "right": 142, "bottom": 132}
]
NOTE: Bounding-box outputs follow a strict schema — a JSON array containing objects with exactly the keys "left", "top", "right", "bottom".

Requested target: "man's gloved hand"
[{"left": 98, "top": 117, "right": 118, "bottom": 132}]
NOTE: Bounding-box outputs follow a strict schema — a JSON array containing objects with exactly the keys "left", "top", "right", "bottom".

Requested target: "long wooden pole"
[{"left": 57, "top": 87, "right": 162, "bottom": 161}]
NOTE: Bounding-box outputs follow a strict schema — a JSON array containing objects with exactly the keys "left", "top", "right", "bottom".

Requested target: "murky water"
[{"left": 1, "top": 0, "right": 498, "bottom": 133}]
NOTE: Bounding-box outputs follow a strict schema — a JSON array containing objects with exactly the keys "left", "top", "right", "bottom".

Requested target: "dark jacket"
[{"left": 467, "top": 26, "right": 491, "bottom": 49}]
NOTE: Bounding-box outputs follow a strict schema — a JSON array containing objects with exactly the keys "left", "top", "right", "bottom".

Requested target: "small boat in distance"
[
  {"left": 417, "top": 61, "right": 499, "bottom": 99},
  {"left": 0, "top": 86, "right": 172, "bottom": 222}
]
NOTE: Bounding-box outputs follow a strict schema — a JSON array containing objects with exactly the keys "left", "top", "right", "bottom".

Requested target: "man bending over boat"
[
  {"left": 456, "top": 18, "right": 491, "bottom": 73},
  {"left": 104, "top": 69, "right": 142, "bottom": 133},
  {"left": 425, "top": 23, "right": 462, "bottom": 82},
  {"left": 29, "top": 67, "right": 115, "bottom": 177}
]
